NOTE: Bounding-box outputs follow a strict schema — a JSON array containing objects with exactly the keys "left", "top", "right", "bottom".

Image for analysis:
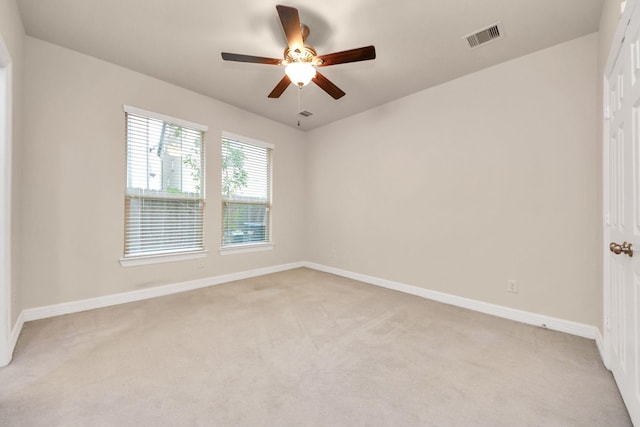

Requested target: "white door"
[{"left": 605, "top": 2, "right": 640, "bottom": 424}]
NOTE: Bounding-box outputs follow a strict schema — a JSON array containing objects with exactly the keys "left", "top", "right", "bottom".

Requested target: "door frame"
[{"left": 0, "top": 34, "right": 12, "bottom": 367}]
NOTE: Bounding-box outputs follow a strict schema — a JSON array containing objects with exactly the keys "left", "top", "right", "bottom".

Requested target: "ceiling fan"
[{"left": 221, "top": 5, "right": 376, "bottom": 100}]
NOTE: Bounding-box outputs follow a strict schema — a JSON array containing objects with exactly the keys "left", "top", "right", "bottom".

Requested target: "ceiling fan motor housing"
[{"left": 284, "top": 45, "right": 320, "bottom": 65}]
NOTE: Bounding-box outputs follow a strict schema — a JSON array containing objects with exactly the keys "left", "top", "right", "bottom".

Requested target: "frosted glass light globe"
[{"left": 285, "top": 62, "right": 316, "bottom": 86}]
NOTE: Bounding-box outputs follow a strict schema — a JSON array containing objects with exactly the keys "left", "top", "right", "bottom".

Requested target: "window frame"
[
  {"left": 120, "top": 105, "right": 208, "bottom": 267},
  {"left": 219, "top": 131, "right": 274, "bottom": 255}
]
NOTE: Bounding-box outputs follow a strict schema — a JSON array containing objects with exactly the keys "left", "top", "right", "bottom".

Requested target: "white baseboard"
[
  {"left": 596, "top": 330, "right": 609, "bottom": 369},
  {"left": 302, "top": 262, "right": 598, "bottom": 340},
  {"left": 8, "top": 260, "right": 599, "bottom": 367},
  {"left": 0, "top": 311, "right": 24, "bottom": 367},
  {"left": 22, "top": 262, "right": 304, "bottom": 322},
  {"left": 9, "top": 311, "right": 23, "bottom": 357}
]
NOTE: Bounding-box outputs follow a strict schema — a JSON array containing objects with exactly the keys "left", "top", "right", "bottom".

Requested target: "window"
[
  {"left": 123, "top": 105, "right": 207, "bottom": 260},
  {"left": 221, "top": 132, "right": 273, "bottom": 250}
]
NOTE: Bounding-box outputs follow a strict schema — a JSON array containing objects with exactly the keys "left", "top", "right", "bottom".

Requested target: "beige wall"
[
  {"left": 21, "top": 37, "right": 306, "bottom": 308},
  {"left": 599, "top": 0, "right": 624, "bottom": 76},
  {"left": 306, "top": 34, "right": 600, "bottom": 325},
  {"left": 15, "top": 20, "right": 608, "bottom": 328},
  {"left": 0, "top": 0, "right": 24, "bottom": 326}
]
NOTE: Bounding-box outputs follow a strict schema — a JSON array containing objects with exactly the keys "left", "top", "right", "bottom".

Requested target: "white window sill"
[
  {"left": 219, "top": 243, "right": 273, "bottom": 255},
  {"left": 120, "top": 250, "right": 207, "bottom": 267}
]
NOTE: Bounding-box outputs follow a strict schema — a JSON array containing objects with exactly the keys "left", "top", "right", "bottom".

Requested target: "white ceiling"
[{"left": 17, "top": 0, "right": 604, "bottom": 131}]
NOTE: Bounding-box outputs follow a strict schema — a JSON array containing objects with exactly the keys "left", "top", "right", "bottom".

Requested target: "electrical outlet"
[{"left": 507, "top": 280, "right": 519, "bottom": 293}]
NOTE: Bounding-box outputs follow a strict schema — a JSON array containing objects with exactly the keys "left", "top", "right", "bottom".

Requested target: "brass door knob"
[{"left": 610, "top": 241, "right": 633, "bottom": 257}]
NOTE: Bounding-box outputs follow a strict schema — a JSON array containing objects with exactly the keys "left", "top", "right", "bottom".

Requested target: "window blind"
[
  {"left": 221, "top": 136, "right": 272, "bottom": 247},
  {"left": 124, "top": 109, "right": 205, "bottom": 257}
]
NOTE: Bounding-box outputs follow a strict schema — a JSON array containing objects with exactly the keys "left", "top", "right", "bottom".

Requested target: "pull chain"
[{"left": 297, "top": 85, "right": 302, "bottom": 127}]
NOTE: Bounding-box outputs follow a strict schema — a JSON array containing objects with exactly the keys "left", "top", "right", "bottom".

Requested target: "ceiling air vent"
[
  {"left": 298, "top": 110, "right": 313, "bottom": 117},
  {"left": 464, "top": 22, "right": 504, "bottom": 49}
]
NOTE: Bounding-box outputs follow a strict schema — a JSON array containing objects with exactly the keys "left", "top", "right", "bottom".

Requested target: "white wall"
[
  {"left": 21, "top": 37, "right": 306, "bottom": 309},
  {"left": 0, "top": 0, "right": 24, "bottom": 327},
  {"left": 306, "top": 34, "right": 600, "bottom": 325}
]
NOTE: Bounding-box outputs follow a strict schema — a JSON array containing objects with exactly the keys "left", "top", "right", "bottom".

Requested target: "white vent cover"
[
  {"left": 464, "top": 22, "right": 504, "bottom": 49},
  {"left": 298, "top": 110, "right": 313, "bottom": 117}
]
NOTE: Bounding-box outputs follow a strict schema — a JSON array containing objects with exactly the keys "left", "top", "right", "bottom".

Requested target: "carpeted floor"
[{"left": 0, "top": 268, "right": 631, "bottom": 426}]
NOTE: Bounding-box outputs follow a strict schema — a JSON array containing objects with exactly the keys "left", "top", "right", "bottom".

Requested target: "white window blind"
[
  {"left": 124, "top": 107, "right": 206, "bottom": 257},
  {"left": 221, "top": 134, "right": 272, "bottom": 248}
]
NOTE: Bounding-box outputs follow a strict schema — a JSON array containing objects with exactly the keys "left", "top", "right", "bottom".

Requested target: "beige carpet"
[{"left": 0, "top": 268, "right": 631, "bottom": 426}]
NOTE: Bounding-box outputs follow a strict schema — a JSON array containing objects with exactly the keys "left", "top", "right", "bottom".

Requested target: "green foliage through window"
[
  {"left": 221, "top": 136, "right": 272, "bottom": 247},
  {"left": 125, "top": 109, "right": 206, "bottom": 257},
  {"left": 222, "top": 140, "right": 248, "bottom": 198}
]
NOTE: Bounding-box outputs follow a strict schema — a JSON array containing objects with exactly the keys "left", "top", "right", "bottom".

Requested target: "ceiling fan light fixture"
[
  {"left": 221, "top": 5, "right": 375, "bottom": 99},
  {"left": 285, "top": 62, "right": 316, "bottom": 87}
]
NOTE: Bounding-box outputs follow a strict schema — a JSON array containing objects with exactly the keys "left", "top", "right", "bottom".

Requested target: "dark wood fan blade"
[
  {"left": 268, "top": 75, "right": 292, "bottom": 98},
  {"left": 276, "top": 5, "right": 304, "bottom": 50},
  {"left": 312, "top": 71, "right": 345, "bottom": 99},
  {"left": 221, "top": 52, "right": 282, "bottom": 65},
  {"left": 317, "top": 46, "right": 376, "bottom": 67}
]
